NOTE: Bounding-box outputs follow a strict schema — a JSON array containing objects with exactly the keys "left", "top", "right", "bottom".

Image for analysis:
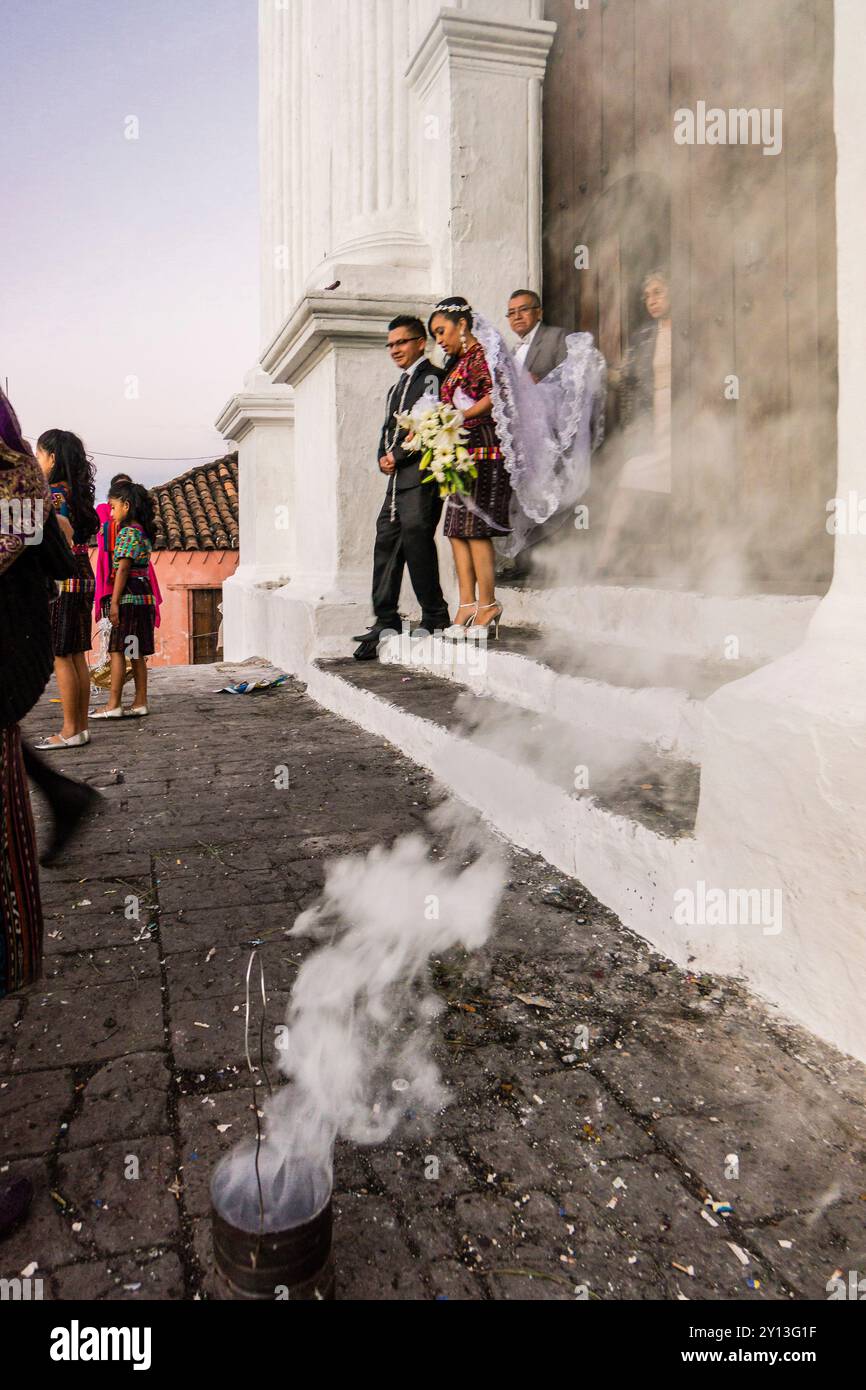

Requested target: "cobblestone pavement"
[{"left": 2, "top": 666, "right": 864, "bottom": 1301}]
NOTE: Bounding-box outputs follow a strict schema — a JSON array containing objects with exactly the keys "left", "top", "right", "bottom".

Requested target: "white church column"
[
  {"left": 215, "top": 374, "right": 295, "bottom": 660},
  {"left": 220, "top": 1, "right": 555, "bottom": 665},
  {"left": 693, "top": 0, "right": 866, "bottom": 1061},
  {"left": 407, "top": 2, "right": 555, "bottom": 324},
  {"left": 248, "top": 1, "right": 441, "bottom": 648}
]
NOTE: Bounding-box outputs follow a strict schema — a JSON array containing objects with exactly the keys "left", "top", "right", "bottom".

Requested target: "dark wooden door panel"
[
  {"left": 542, "top": 0, "right": 836, "bottom": 591},
  {"left": 191, "top": 588, "right": 222, "bottom": 666}
]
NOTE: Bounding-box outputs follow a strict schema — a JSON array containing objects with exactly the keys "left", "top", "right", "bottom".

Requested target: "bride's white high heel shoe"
[
  {"left": 442, "top": 603, "right": 478, "bottom": 641},
  {"left": 466, "top": 603, "right": 503, "bottom": 640}
]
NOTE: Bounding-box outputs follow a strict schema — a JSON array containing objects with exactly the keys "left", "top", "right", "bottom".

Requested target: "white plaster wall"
[
  {"left": 247, "top": 420, "right": 296, "bottom": 579},
  {"left": 690, "top": 0, "right": 866, "bottom": 1061},
  {"left": 292, "top": 356, "right": 340, "bottom": 587},
  {"left": 451, "top": 68, "right": 542, "bottom": 317},
  {"left": 333, "top": 346, "right": 398, "bottom": 581}
]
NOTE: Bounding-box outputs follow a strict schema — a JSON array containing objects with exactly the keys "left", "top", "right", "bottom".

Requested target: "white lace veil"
[{"left": 472, "top": 311, "right": 606, "bottom": 558}]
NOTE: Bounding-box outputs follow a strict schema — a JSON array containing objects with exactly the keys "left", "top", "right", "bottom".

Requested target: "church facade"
[{"left": 217, "top": 1, "right": 866, "bottom": 1060}]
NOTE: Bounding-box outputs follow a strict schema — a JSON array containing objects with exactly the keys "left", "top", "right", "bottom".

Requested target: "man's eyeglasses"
[
  {"left": 388, "top": 336, "right": 424, "bottom": 350},
  {"left": 507, "top": 306, "right": 539, "bottom": 319}
]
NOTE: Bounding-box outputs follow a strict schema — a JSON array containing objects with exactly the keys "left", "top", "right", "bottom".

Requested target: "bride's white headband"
[{"left": 435, "top": 300, "right": 472, "bottom": 314}]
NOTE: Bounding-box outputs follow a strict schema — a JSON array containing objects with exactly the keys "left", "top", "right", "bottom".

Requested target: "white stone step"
[
  {"left": 306, "top": 658, "right": 702, "bottom": 970},
  {"left": 497, "top": 583, "right": 818, "bottom": 665},
  {"left": 377, "top": 625, "right": 760, "bottom": 764}
]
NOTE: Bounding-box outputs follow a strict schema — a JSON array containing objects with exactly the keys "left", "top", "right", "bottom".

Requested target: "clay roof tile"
[{"left": 149, "top": 454, "right": 239, "bottom": 552}]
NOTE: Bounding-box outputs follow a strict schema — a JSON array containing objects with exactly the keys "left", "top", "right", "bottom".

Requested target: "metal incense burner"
[{"left": 210, "top": 1144, "right": 335, "bottom": 1301}]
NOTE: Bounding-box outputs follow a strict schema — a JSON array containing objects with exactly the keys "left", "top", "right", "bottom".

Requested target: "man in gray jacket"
[{"left": 507, "top": 290, "right": 569, "bottom": 381}]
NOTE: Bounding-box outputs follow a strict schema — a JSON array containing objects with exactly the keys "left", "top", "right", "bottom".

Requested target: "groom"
[{"left": 353, "top": 316, "right": 450, "bottom": 660}]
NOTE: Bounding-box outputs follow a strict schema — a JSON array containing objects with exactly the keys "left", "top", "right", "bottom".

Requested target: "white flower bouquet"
[{"left": 396, "top": 399, "right": 477, "bottom": 498}]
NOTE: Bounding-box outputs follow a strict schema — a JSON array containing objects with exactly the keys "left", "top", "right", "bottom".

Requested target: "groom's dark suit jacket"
[{"left": 377, "top": 358, "right": 443, "bottom": 492}]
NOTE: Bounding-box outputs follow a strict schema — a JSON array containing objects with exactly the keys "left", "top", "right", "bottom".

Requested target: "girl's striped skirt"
[
  {"left": 51, "top": 548, "right": 96, "bottom": 657},
  {"left": 0, "top": 724, "right": 43, "bottom": 997},
  {"left": 101, "top": 572, "right": 156, "bottom": 658}
]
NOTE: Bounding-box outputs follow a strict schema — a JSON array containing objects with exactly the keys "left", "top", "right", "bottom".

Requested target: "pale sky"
[{"left": 1, "top": 0, "right": 258, "bottom": 495}]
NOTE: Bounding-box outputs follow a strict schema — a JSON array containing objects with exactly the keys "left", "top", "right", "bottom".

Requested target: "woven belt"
[{"left": 470, "top": 447, "right": 503, "bottom": 460}]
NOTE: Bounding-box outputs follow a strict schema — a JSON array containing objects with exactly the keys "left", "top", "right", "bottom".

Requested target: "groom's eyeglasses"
[{"left": 388, "top": 336, "right": 424, "bottom": 350}]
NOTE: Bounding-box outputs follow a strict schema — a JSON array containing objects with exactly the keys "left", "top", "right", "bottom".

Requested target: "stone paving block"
[
  {"left": 52, "top": 1249, "right": 185, "bottom": 1301},
  {"left": 177, "top": 1088, "right": 265, "bottom": 1219},
  {"left": 479, "top": 1191, "right": 661, "bottom": 1301},
  {"left": 651, "top": 1104, "right": 866, "bottom": 1225},
  {"left": 332, "top": 1192, "right": 430, "bottom": 1300},
  {"left": 0, "top": 1157, "right": 85, "bottom": 1276},
  {"left": 155, "top": 869, "right": 297, "bottom": 913},
  {"left": 38, "top": 878, "right": 151, "bottom": 914},
  {"left": 363, "top": 1142, "right": 478, "bottom": 1207},
  {"left": 56, "top": 1136, "right": 180, "bottom": 1255},
  {"left": 170, "top": 993, "right": 291, "bottom": 1071},
  {"left": 522, "top": 1068, "right": 658, "bottom": 1167},
  {"left": 742, "top": 1201, "right": 866, "bottom": 1300},
  {"left": 426, "top": 1260, "right": 491, "bottom": 1300},
  {"left": 41, "top": 913, "right": 153, "bottom": 956},
  {"left": 66, "top": 1054, "right": 170, "bottom": 1150},
  {"left": 40, "top": 852, "right": 154, "bottom": 883},
  {"left": 591, "top": 1011, "right": 814, "bottom": 1120},
  {"left": 165, "top": 943, "right": 300, "bottom": 1004},
  {"left": 562, "top": 1155, "right": 791, "bottom": 1300},
  {"left": 461, "top": 1123, "right": 565, "bottom": 1194},
  {"left": 0, "top": 979, "right": 164, "bottom": 1072},
  {"left": 0, "top": 1069, "right": 74, "bottom": 1159},
  {"left": 153, "top": 844, "right": 275, "bottom": 876},
  {"left": 43, "top": 943, "right": 160, "bottom": 989},
  {"left": 159, "top": 907, "right": 280, "bottom": 955}
]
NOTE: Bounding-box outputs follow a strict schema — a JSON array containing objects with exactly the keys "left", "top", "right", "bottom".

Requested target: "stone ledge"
[{"left": 407, "top": 7, "right": 556, "bottom": 98}]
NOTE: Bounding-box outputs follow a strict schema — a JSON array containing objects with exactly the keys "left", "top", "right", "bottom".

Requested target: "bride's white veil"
[{"left": 472, "top": 311, "right": 606, "bottom": 557}]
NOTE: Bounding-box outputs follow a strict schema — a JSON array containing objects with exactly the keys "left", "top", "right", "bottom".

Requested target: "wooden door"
[
  {"left": 542, "top": 0, "right": 836, "bottom": 593},
  {"left": 190, "top": 589, "right": 222, "bottom": 665}
]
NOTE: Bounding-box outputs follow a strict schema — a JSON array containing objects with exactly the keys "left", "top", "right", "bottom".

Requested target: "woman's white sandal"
[
  {"left": 442, "top": 603, "right": 478, "bottom": 641},
  {"left": 466, "top": 603, "right": 503, "bottom": 640}
]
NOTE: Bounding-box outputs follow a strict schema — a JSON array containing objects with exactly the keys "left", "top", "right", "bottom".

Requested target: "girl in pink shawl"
[{"left": 94, "top": 474, "right": 162, "bottom": 628}]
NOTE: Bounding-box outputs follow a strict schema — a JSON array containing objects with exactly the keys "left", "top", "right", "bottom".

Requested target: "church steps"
[
  {"left": 496, "top": 583, "right": 818, "bottom": 665},
  {"left": 377, "top": 625, "right": 753, "bottom": 764},
  {"left": 305, "top": 658, "right": 702, "bottom": 965}
]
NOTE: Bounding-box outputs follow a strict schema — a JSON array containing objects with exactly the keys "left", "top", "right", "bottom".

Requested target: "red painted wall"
[{"left": 87, "top": 548, "right": 239, "bottom": 668}]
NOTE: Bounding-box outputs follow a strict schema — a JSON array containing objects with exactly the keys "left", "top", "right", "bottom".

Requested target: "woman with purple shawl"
[{"left": 0, "top": 388, "right": 100, "bottom": 988}]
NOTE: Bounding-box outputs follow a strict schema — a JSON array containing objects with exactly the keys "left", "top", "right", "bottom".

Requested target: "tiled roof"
[{"left": 151, "top": 455, "right": 239, "bottom": 552}]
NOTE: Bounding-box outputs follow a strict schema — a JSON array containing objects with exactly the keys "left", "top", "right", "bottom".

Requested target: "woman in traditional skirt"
[
  {"left": 0, "top": 391, "right": 69, "bottom": 993},
  {"left": 428, "top": 298, "right": 512, "bottom": 639},
  {"left": 0, "top": 391, "right": 103, "bottom": 1233},
  {"left": 92, "top": 482, "right": 157, "bottom": 719},
  {"left": 33, "top": 430, "right": 99, "bottom": 750}
]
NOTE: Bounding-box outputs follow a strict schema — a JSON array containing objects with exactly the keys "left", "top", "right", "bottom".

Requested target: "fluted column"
[{"left": 325, "top": 0, "right": 429, "bottom": 285}]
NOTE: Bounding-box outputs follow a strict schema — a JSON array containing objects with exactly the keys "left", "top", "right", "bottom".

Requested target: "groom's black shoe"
[
  {"left": 353, "top": 638, "right": 380, "bottom": 662},
  {"left": 352, "top": 623, "right": 394, "bottom": 643}
]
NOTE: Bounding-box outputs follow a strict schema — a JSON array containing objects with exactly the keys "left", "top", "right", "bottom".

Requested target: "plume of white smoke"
[{"left": 211, "top": 807, "right": 505, "bottom": 1233}]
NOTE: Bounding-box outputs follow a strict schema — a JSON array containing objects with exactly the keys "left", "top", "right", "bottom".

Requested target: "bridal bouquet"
[{"left": 395, "top": 398, "right": 477, "bottom": 498}]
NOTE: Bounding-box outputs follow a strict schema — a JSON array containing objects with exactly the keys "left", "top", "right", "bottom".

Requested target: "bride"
[{"left": 426, "top": 296, "right": 605, "bottom": 639}]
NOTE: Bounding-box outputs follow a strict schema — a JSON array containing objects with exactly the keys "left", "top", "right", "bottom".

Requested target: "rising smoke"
[{"left": 211, "top": 805, "right": 506, "bottom": 1233}]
